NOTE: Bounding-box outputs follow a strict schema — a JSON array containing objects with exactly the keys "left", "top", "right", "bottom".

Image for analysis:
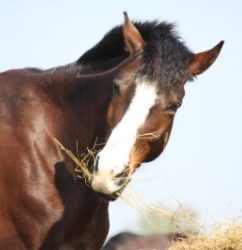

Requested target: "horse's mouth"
[
  {"left": 90, "top": 167, "right": 132, "bottom": 201},
  {"left": 94, "top": 191, "right": 118, "bottom": 201},
  {"left": 109, "top": 186, "right": 126, "bottom": 200},
  {"left": 93, "top": 182, "right": 129, "bottom": 201},
  {"left": 93, "top": 191, "right": 120, "bottom": 201}
]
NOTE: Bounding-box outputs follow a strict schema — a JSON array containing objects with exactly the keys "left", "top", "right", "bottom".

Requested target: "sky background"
[{"left": 1, "top": 0, "right": 241, "bottom": 239}]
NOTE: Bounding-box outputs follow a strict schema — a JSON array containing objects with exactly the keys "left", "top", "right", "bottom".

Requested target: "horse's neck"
[
  {"left": 42, "top": 72, "right": 111, "bottom": 246},
  {"left": 49, "top": 70, "right": 112, "bottom": 154}
]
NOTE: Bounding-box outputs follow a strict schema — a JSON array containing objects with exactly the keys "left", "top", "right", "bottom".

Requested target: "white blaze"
[{"left": 97, "top": 80, "right": 157, "bottom": 173}]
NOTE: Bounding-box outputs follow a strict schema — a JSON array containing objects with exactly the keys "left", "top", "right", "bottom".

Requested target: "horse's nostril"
[
  {"left": 94, "top": 155, "right": 100, "bottom": 172},
  {"left": 113, "top": 169, "right": 130, "bottom": 186}
]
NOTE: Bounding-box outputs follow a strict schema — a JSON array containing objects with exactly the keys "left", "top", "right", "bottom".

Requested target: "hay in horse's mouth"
[
  {"left": 53, "top": 138, "right": 93, "bottom": 185},
  {"left": 54, "top": 138, "right": 132, "bottom": 200},
  {"left": 54, "top": 138, "right": 128, "bottom": 199}
]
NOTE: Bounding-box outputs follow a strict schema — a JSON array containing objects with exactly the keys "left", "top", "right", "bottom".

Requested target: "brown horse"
[
  {"left": 102, "top": 232, "right": 186, "bottom": 250},
  {"left": 0, "top": 13, "right": 223, "bottom": 250}
]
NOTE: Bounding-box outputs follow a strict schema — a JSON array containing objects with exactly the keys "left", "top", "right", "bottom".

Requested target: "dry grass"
[
  {"left": 53, "top": 138, "right": 94, "bottom": 184},
  {"left": 120, "top": 188, "right": 200, "bottom": 233},
  {"left": 53, "top": 132, "right": 159, "bottom": 184},
  {"left": 169, "top": 223, "right": 242, "bottom": 250},
  {"left": 120, "top": 189, "right": 242, "bottom": 250}
]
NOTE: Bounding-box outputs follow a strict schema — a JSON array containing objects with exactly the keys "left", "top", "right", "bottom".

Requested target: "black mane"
[{"left": 78, "top": 21, "right": 194, "bottom": 86}]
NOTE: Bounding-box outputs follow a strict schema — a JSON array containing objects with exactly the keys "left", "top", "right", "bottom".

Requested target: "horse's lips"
[
  {"left": 93, "top": 190, "right": 119, "bottom": 201},
  {"left": 92, "top": 182, "right": 130, "bottom": 201}
]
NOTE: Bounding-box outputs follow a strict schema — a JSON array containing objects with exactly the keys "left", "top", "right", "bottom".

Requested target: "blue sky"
[{"left": 1, "top": 0, "right": 241, "bottom": 238}]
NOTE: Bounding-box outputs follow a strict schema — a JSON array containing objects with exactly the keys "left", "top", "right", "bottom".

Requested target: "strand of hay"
[
  {"left": 168, "top": 222, "right": 242, "bottom": 250},
  {"left": 53, "top": 138, "right": 93, "bottom": 184},
  {"left": 120, "top": 187, "right": 200, "bottom": 233}
]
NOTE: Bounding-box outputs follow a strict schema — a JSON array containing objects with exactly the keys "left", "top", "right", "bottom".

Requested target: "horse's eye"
[
  {"left": 112, "top": 83, "right": 120, "bottom": 96},
  {"left": 165, "top": 102, "right": 181, "bottom": 112}
]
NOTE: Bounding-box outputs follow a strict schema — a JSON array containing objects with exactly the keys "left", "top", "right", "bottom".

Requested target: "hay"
[
  {"left": 54, "top": 138, "right": 199, "bottom": 233},
  {"left": 120, "top": 189, "right": 242, "bottom": 249},
  {"left": 120, "top": 188, "right": 200, "bottom": 234},
  {"left": 53, "top": 138, "right": 94, "bottom": 184},
  {"left": 53, "top": 133, "right": 157, "bottom": 185},
  {"left": 168, "top": 223, "right": 242, "bottom": 250}
]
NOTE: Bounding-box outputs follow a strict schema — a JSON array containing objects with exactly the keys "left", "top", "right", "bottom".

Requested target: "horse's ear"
[
  {"left": 188, "top": 41, "right": 224, "bottom": 76},
  {"left": 123, "top": 12, "right": 146, "bottom": 54}
]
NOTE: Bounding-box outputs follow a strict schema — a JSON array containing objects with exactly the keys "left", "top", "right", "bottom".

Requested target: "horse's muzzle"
[{"left": 91, "top": 170, "right": 130, "bottom": 200}]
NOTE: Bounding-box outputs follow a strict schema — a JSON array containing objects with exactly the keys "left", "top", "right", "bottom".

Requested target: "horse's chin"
[
  {"left": 92, "top": 186, "right": 127, "bottom": 201},
  {"left": 93, "top": 191, "right": 119, "bottom": 201}
]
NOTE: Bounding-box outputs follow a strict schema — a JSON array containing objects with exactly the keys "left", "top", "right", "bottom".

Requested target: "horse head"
[{"left": 91, "top": 13, "right": 224, "bottom": 199}]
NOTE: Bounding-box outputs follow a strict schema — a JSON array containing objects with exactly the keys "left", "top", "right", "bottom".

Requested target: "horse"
[
  {"left": 0, "top": 12, "right": 223, "bottom": 250},
  {"left": 102, "top": 232, "right": 186, "bottom": 250}
]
